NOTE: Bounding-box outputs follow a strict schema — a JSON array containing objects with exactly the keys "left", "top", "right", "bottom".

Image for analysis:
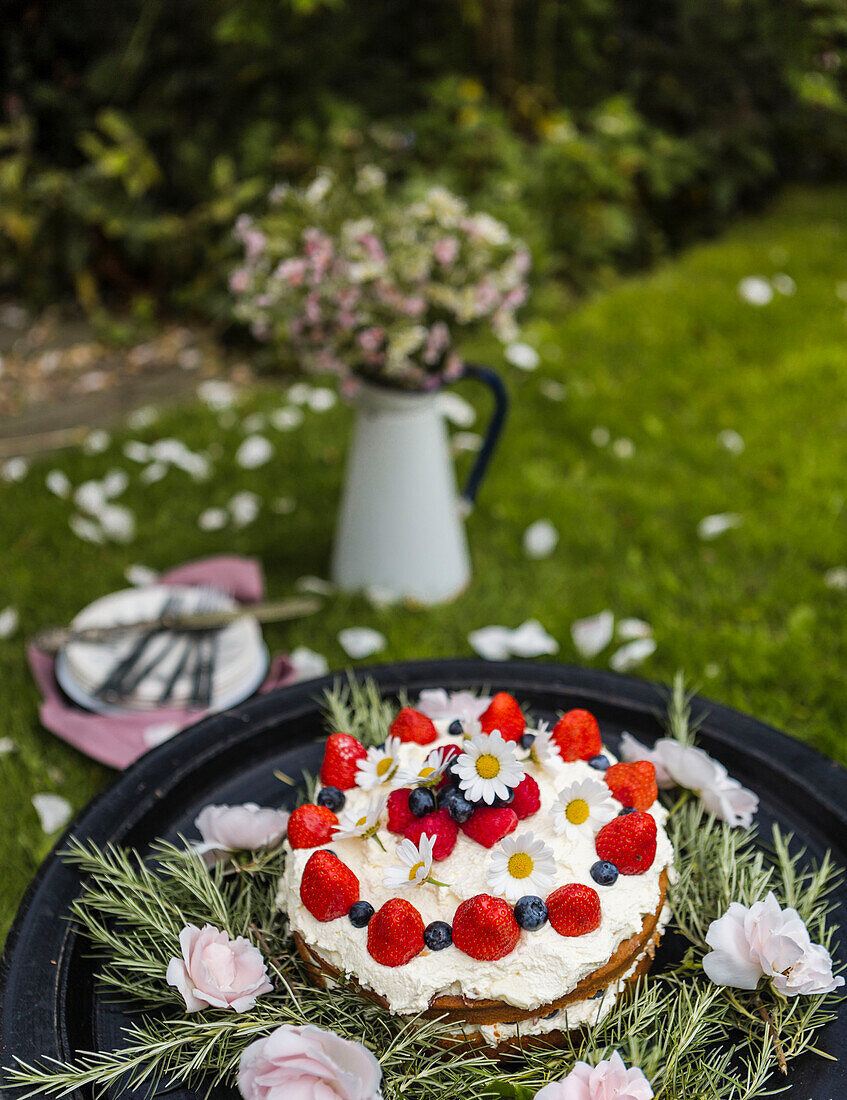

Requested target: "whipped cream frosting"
[{"left": 278, "top": 711, "right": 674, "bottom": 1016}]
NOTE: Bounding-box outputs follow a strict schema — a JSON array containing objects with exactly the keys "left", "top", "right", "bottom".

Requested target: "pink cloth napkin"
[{"left": 27, "top": 555, "right": 297, "bottom": 770}]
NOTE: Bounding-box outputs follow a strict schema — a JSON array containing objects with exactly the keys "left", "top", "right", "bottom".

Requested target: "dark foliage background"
[{"left": 2, "top": 0, "right": 846, "bottom": 323}]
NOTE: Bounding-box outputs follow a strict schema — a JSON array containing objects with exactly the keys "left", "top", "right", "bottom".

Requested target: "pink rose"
[
  {"left": 166, "top": 924, "right": 273, "bottom": 1013},
  {"left": 535, "top": 1052, "right": 653, "bottom": 1100},
  {"left": 193, "top": 803, "right": 289, "bottom": 860},
  {"left": 238, "top": 1024, "right": 383, "bottom": 1100}
]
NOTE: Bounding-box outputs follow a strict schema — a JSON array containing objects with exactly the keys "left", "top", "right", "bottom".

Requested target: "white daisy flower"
[
  {"left": 456, "top": 730, "right": 525, "bottom": 805},
  {"left": 355, "top": 737, "right": 402, "bottom": 791},
  {"left": 529, "top": 720, "right": 559, "bottom": 771},
  {"left": 488, "top": 832, "right": 556, "bottom": 902},
  {"left": 394, "top": 745, "right": 453, "bottom": 788},
  {"left": 551, "top": 779, "right": 617, "bottom": 841},
  {"left": 333, "top": 796, "right": 387, "bottom": 850},
  {"left": 382, "top": 835, "right": 448, "bottom": 890}
]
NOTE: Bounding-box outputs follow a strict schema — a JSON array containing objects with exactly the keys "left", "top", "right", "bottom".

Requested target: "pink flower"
[
  {"left": 401, "top": 295, "right": 426, "bottom": 317},
  {"left": 443, "top": 352, "right": 464, "bottom": 380},
  {"left": 166, "top": 924, "right": 272, "bottom": 1013},
  {"left": 229, "top": 268, "right": 251, "bottom": 294},
  {"left": 357, "top": 326, "right": 386, "bottom": 353},
  {"left": 535, "top": 1052, "right": 653, "bottom": 1099},
  {"left": 243, "top": 229, "right": 267, "bottom": 260},
  {"left": 474, "top": 277, "right": 501, "bottom": 314},
  {"left": 275, "top": 258, "right": 308, "bottom": 287},
  {"left": 433, "top": 237, "right": 459, "bottom": 266},
  {"left": 238, "top": 1024, "right": 383, "bottom": 1100},
  {"left": 193, "top": 803, "right": 289, "bottom": 860},
  {"left": 422, "top": 322, "right": 450, "bottom": 365},
  {"left": 357, "top": 233, "right": 386, "bottom": 263}
]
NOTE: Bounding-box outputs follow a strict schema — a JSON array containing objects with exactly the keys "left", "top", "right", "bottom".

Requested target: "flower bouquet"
[{"left": 6, "top": 677, "right": 844, "bottom": 1100}]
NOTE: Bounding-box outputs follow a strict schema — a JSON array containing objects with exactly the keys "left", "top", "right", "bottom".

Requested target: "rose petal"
[
  {"left": 236, "top": 435, "right": 273, "bottom": 469},
  {"left": 508, "top": 619, "right": 558, "bottom": 658},
  {"left": 698, "top": 513, "right": 743, "bottom": 540},
  {"left": 717, "top": 429, "right": 745, "bottom": 455},
  {"left": 46, "top": 470, "right": 71, "bottom": 498},
  {"left": 289, "top": 646, "right": 329, "bottom": 681},
  {"left": 523, "top": 519, "right": 559, "bottom": 559},
  {"left": 32, "top": 793, "right": 73, "bottom": 834},
  {"left": 338, "top": 627, "right": 386, "bottom": 660},
  {"left": 609, "top": 637, "right": 656, "bottom": 672},
  {"left": 571, "top": 610, "right": 614, "bottom": 658},
  {"left": 738, "top": 276, "right": 773, "bottom": 306},
  {"left": 0, "top": 606, "right": 19, "bottom": 639},
  {"left": 505, "top": 342, "right": 540, "bottom": 371},
  {"left": 468, "top": 625, "right": 514, "bottom": 661}
]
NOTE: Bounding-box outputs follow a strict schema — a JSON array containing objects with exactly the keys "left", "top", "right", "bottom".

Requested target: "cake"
[{"left": 277, "top": 690, "right": 674, "bottom": 1051}]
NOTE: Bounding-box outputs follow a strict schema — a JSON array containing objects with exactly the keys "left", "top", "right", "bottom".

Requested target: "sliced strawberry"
[
  {"left": 299, "top": 850, "right": 359, "bottom": 921},
  {"left": 287, "top": 803, "right": 338, "bottom": 849},
  {"left": 605, "top": 761, "right": 658, "bottom": 811},
  {"left": 479, "top": 692, "right": 525, "bottom": 742},
  {"left": 367, "top": 898, "right": 425, "bottom": 966},
  {"left": 403, "top": 808, "right": 458, "bottom": 861},
  {"left": 320, "top": 732, "right": 367, "bottom": 790},
  {"left": 453, "top": 894, "right": 520, "bottom": 960},
  {"left": 390, "top": 707, "right": 438, "bottom": 744},
  {"left": 387, "top": 788, "right": 415, "bottom": 834},
  {"left": 551, "top": 709, "right": 602, "bottom": 761},
  {"left": 461, "top": 806, "right": 518, "bottom": 848},
  {"left": 512, "top": 774, "right": 541, "bottom": 820},
  {"left": 595, "top": 810, "right": 657, "bottom": 875},
  {"left": 547, "top": 883, "right": 601, "bottom": 937}
]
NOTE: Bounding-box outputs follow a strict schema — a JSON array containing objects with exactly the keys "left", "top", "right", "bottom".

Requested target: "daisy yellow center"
[
  {"left": 566, "top": 798, "right": 590, "bottom": 825},
  {"left": 420, "top": 767, "right": 435, "bottom": 778},
  {"left": 356, "top": 816, "right": 368, "bottom": 828},
  {"left": 476, "top": 753, "right": 501, "bottom": 779},
  {"left": 507, "top": 853, "right": 534, "bottom": 879},
  {"left": 376, "top": 758, "right": 393, "bottom": 778},
  {"left": 408, "top": 861, "right": 425, "bottom": 881}
]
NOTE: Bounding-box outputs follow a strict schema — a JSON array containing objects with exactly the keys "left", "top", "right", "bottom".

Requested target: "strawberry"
[
  {"left": 452, "top": 894, "right": 520, "bottom": 960},
  {"left": 387, "top": 788, "right": 415, "bottom": 834},
  {"left": 320, "top": 732, "right": 367, "bottom": 790},
  {"left": 367, "top": 898, "right": 425, "bottom": 966},
  {"left": 551, "top": 709, "right": 602, "bottom": 761},
  {"left": 605, "top": 761, "right": 658, "bottom": 811},
  {"left": 512, "top": 774, "right": 541, "bottom": 820},
  {"left": 461, "top": 806, "right": 518, "bottom": 848},
  {"left": 479, "top": 692, "right": 525, "bottom": 742},
  {"left": 595, "top": 810, "right": 657, "bottom": 875},
  {"left": 390, "top": 707, "right": 438, "bottom": 744},
  {"left": 288, "top": 803, "right": 338, "bottom": 849},
  {"left": 404, "top": 808, "right": 458, "bottom": 860},
  {"left": 547, "top": 883, "right": 601, "bottom": 937},
  {"left": 299, "top": 850, "right": 359, "bottom": 921}
]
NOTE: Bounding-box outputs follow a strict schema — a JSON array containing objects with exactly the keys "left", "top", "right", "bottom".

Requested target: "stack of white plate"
[{"left": 56, "top": 585, "right": 269, "bottom": 715}]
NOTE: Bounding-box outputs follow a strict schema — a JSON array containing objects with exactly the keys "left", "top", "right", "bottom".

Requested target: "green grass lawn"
[{"left": 1, "top": 185, "right": 846, "bottom": 943}]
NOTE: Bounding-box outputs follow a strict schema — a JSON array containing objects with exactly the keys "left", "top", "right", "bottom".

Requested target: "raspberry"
[
  {"left": 547, "top": 883, "right": 601, "bottom": 937},
  {"left": 320, "top": 732, "right": 367, "bottom": 790},
  {"left": 386, "top": 788, "right": 415, "bottom": 834},
  {"left": 367, "top": 898, "right": 425, "bottom": 967},
  {"left": 287, "top": 803, "right": 338, "bottom": 849},
  {"left": 551, "top": 709, "right": 602, "bottom": 761},
  {"left": 452, "top": 894, "right": 520, "bottom": 960},
  {"left": 595, "top": 811, "right": 657, "bottom": 875},
  {"left": 390, "top": 707, "right": 438, "bottom": 744},
  {"left": 512, "top": 774, "right": 541, "bottom": 820},
  {"left": 404, "top": 808, "right": 458, "bottom": 861},
  {"left": 299, "top": 850, "right": 359, "bottom": 922},
  {"left": 605, "top": 761, "right": 658, "bottom": 811},
  {"left": 479, "top": 692, "right": 525, "bottom": 742},
  {"left": 461, "top": 806, "right": 518, "bottom": 848}
]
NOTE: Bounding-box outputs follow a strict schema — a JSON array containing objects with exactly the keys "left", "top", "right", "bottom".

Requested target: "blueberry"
[
  {"left": 491, "top": 787, "right": 515, "bottom": 808},
  {"left": 317, "top": 786, "right": 345, "bottom": 812},
  {"left": 448, "top": 719, "right": 464, "bottom": 737},
  {"left": 424, "top": 921, "right": 453, "bottom": 950},
  {"left": 519, "top": 732, "right": 536, "bottom": 750},
  {"left": 349, "top": 901, "right": 375, "bottom": 928},
  {"left": 408, "top": 787, "right": 437, "bottom": 817},
  {"left": 438, "top": 786, "right": 474, "bottom": 824},
  {"left": 444, "top": 758, "right": 462, "bottom": 786},
  {"left": 514, "top": 895, "right": 548, "bottom": 930},
  {"left": 618, "top": 806, "right": 638, "bottom": 816},
  {"left": 588, "top": 754, "right": 610, "bottom": 771},
  {"left": 590, "top": 860, "right": 619, "bottom": 886}
]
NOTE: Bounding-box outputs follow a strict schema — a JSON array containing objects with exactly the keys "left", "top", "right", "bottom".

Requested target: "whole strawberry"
[
  {"left": 387, "top": 788, "right": 415, "bottom": 834},
  {"left": 404, "top": 808, "right": 458, "bottom": 860},
  {"left": 453, "top": 894, "right": 520, "bottom": 960},
  {"left": 552, "top": 709, "right": 601, "bottom": 761},
  {"left": 595, "top": 811, "right": 657, "bottom": 875},
  {"left": 461, "top": 806, "right": 518, "bottom": 848},
  {"left": 390, "top": 707, "right": 439, "bottom": 745},
  {"left": 605, "top": 761, "right": 658, "bottom": 811},
  {"left": 479, "top": 692, "right": 525, "bottom": 742},
  {"left": 367, "top": 898, "right": 425, "bottom": 966},
  {"left": 287, "top": 803, "right": 338, "bottom": 849},
  {"left": 320, "top": 732, "right": 367, "bottom": 790},
  {"left": 299, "top": 850, "right": 359, "bottom": 922},
  {"left": 511, "top": 774, "right": 541, "bottom": 820},
  {"left": 547, "top": 883, "right": 601, "bottom": 937}
]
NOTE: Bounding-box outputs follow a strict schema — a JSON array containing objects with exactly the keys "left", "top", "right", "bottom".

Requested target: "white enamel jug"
[{"left": 330, "top": 365, "right": 508, "bottom": 605}]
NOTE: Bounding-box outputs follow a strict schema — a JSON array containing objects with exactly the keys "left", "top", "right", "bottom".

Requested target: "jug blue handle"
[{"left": 456, "top": 363, "right": 509, "bottom": 509}]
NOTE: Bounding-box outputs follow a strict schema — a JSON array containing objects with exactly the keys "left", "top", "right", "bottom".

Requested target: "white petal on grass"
[
  {"left": 74, "top": 480, "right": 106, "bottom": 515},
  {"left": 0, "top": 606, "right": 19, "bottom": 638},
  {"left": 296, "top": 576, "right": 335, "bottom": 596},
  {"left": 125, "top": 564, "right": 158, "bottom": 586},
  {"left": 270, "top": 406, "right": 304, "bottom": 432},
  {"left": 505, "top": 343, "right": 540, "bottom": 371},
  {"left": 610, "top": 637, "right": 657, "bottom": 672},
  {"left": 102, "top": 469, "right": 128, "bottom": 498},
  {"left": 508, "top": 619, "right": 558, "bottom": 658},
  {"left": 69, "top": 514, "right": 105, "bottom": 544},
  {"left": 140, "top": 461, "right": 168, "bottom": 484},
  {"left": 737, "top": 276, "right": 773, "bottom": 306},
  {"left": 287, "top": 383, "right": 313, "bottom": 406},
  {"left": 271, "top": 496, "right": 296, "bottom": 515},
  {"left": 2, "top": 457, "right": 29, "bottom": 482},
  {"left": 824, "top": 567, "right": 847, "bottom": 591},
  {"left": 228, "top": 491, "right": 261, "bottom": 528},
  {"left": 198, "top": 507, "right": 228, "bottom": 532},
  {"left": 99, "top": 504, "right": 136, "bottom": 543},
  {"left": 309, "top": 387, "right": 337, "bottom": 412},
  {"left": 571, "top": 610, "right": 614, "bottom": 658},
  {"left": 338, "top": 627, "right": 387, "bottom": 660},
  {"left": 123, "top": 440, "right": 151, "bottom": 463},
  {"left": 436, "top": 392, "right": 476, "bottom": 428},
  {"left": 717, "top": 429, "right": 745, "bottom": 455},
  {"left": 468, "top": 625, "right": 514, "bottom": 661},
  {"left": 126, "top": 405, "right": 159, "bottom": 430},
  {"left": 772, "top": 273, "right": 796, "bottom": 296},
  {"left": 539, "top": 379, "right": 567, "bottom": 401},
  {"left": 523, "top": 519, "right": 559, "bottom": 559},
  {"left": 698, "top": 513, "right": 743, "bottom": 540},
  {"left": 590, "top": 426, "right": 610, "bottom": 447},
  {"left": 0, "top": 737, "right": 16, "bottom": 755},
  {"left": 617, "top": 617, "right": 653, "bottom": 641},
  {"left": 46, "top": 470, "right": 71, "bottom": 498},
  {"left": 452, "top": 431, "right": 482, "bottom": 453},
  {"left": 197, "top": 380, "right": 237, "bottom": 410},
  {"left": 32, "top": 793, "right": 73, "bottom": 834},
  {"left": 82, "top": 429, "right": 110, "bottom": 455},
  {"left": 289, "top": 646, "right": 330, "bottom": 681},
  {"left": 612, "top": 438, "right": 635, "bottom": 459},
  {"left": 235, "top": 434, "right": 274, "bottom": 469}
]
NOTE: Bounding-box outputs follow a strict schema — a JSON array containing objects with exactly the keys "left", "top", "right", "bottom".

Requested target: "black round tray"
[{"left": 2, "top": 660, "right": 846, "bottom": 1100}]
